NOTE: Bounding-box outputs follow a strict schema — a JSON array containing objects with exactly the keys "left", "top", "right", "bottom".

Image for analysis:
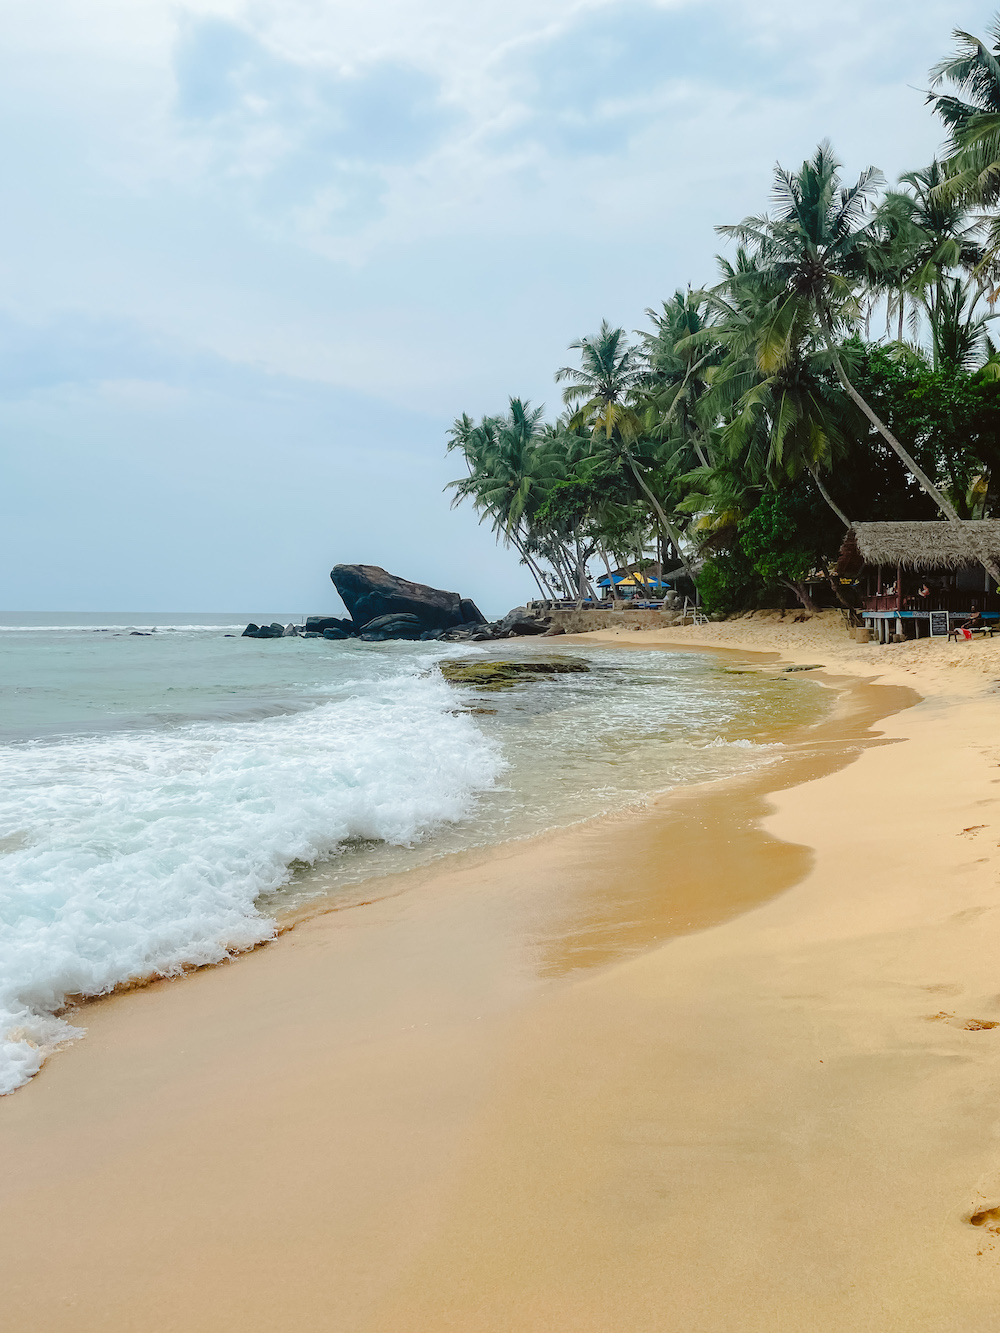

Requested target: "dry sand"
[{"left": 4, "top": 612, "right": 1000, "bottom": 1330}]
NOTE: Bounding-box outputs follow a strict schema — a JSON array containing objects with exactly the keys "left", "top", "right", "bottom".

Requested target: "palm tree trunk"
[
  {"left": 522, "top": 540, "right": 559, "bottom": 608},
  {"left": 623, "top": 453, "right": 697, "bottom": 582},
  {"left": 817, "top": 308, "right": 1000, "bottom": 587},
  {"left": 516, "top": 544, "right": 552, "bottom": 607},
  {"left": 807, "top": 462, "right": 851, "bottom": 529},
  {"left": 598, "top": 548, "right": 619, "bottom": 601},
  {"left": 693, "top": 428, "right": 714, "bottom": 469},
  {"left": 552, "top": 543, "right": 577, "bottom": 601}
]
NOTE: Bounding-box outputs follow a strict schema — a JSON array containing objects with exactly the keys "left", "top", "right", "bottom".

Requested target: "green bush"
[{"left": 697, "top": 546, "right": 763, "bottom": 617}]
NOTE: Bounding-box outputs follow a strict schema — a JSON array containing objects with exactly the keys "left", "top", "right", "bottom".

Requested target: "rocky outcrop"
[
  {"left": 240, "top": 564, "right": 556, "bottom": 644},
  {"left": 331, "top": 565, "right": 486, "bottom": 635},
  {"left": 439, "top": 605, "right": 551, "bottom": 642},
  {"left": 242, "top": 622, "right": 287, "bottom": 639}
]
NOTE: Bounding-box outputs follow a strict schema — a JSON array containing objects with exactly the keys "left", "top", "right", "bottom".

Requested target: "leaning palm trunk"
[
  {"left": 622, "top": 452, "right": 697, "bottom": 583},
  {"left": 512, "top": 533, "right": 555, "bottom": 607},
  {"left": 598, "top": 549, "right": 620, "bottom": 601},
  {"left": 550, "top": 543, "right": 577, "bottom": 601},
  {"left": 816, "top": 308, "right": 1000, "bottom": 586},
  {"left": 806, "top": 461, "right": 851, "bottom": 529}
]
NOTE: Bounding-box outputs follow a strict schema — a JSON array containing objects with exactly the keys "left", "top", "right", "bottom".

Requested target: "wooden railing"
[{"left": 863, "top": 592, "right": 1000, "bottom": 613}]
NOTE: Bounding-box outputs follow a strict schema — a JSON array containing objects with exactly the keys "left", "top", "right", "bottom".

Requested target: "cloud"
[
  {"left": 0, "top": 0, "right": 991, "bottom": 608},
  {"left": 171, "top": 15, "right": 460, "bottom": 229}
]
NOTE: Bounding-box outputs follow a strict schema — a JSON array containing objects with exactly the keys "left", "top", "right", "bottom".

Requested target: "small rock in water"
[
  {"left": 322, "top": 627, "right": 350, "bottom": 640},
  {"left": 783, "top": 664, "right": 824, "bottom": 672}
]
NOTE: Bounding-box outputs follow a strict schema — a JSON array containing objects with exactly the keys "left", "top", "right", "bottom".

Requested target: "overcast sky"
[{"left": 0, "top": 0, "right": 991, "bottom": 615}]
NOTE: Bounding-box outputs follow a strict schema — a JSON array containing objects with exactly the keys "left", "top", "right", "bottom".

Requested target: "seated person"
[
  {"left": 958, "top": 612, "right": 986, "bottom": 640},
  {"left": 918, "top": 583, "right": 931, "bottom": 600}
]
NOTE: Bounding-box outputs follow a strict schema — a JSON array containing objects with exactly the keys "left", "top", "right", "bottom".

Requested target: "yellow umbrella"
[{"left": 615, "top": 573, "right": 666, "bottom": 587}]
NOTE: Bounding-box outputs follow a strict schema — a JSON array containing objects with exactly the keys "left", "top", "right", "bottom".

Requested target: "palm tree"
[
  {"left": 555, "top": 321, "right": 696, "bottom": 579},
  {"left": 928, "top": 17, "right": 1000, "bottom": 266},
  {"left": 688, "top": 249, "right": 854, "bottom": 528},
  {"left": 447, "top": 400, "right": 566, "bottom": 601},
  {"left": 718, "top": 142, "right": 1000, "bottom": 585},
  {"left": 638, "top": 290, "right": 720, "bottom": 469},
  {"left": 875, "top": 162, "right": 985, "bottom": 344}
]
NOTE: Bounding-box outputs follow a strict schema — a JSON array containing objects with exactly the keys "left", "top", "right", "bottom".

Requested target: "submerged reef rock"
[
  {"left": 438, "top": 659, "right": 589, "bottom": 692},
  {"left": 331, "top": 564, "right": 486, "bottom": 637}
]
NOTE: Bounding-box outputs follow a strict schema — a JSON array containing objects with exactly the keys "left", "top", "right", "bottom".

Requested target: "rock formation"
[
  {"left": 330, "top": 564, "right": 486, "bottom": 636},
  {"left": 239, "top": 565, "right": 556, "bottom": 643}
]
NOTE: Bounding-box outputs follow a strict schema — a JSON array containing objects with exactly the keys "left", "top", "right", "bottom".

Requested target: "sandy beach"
[{"left": 4, "top": 612, "right": 1000, "bottom": 1330}]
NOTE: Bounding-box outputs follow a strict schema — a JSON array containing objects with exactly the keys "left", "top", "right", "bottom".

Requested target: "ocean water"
[{"left": 0, "top": 613, "right": 827, "bottom": 1093}]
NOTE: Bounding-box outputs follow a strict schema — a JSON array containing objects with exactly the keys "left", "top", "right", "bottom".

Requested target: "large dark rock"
[
  {"left": 498, "top": 606, "right": 549, "bottom": 636},
  {"left": 358, "top": 613, "right": 422, "bottom": 634},
  {"left": 459, "top": 598, "right": 487, "bottom": 625},
  {"left": 359, "top": 613, "right": 425, "bottom": 642},
  {"left": 322, "top": 627, "right": 351, "bottom": 640},
  {"left": 242, "top": 622, "right": 285, "bottom": 638},
  {"left": 331, "top": 565, "right": 473, "bottom": 636},
  {"left": 305, "top": 616, "right": 354, "bottom": 636}
]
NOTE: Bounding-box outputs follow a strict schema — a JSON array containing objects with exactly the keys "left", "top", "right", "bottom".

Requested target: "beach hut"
[{"left": 836, "top": 521, "right": 1000, "bottom": 642}]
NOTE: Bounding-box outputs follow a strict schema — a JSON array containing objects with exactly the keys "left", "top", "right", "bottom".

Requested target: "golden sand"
[{"left": 3, "top": 613, "right": 1000, "bottom": 1330}]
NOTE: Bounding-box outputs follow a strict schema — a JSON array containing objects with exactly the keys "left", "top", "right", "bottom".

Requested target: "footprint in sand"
[
  {"left": 967, "top": 1167, "right": 1000, "bottom": 1240},
  {"left": 927, "top": 1011, "right": 1000, "bottom": 1031}
]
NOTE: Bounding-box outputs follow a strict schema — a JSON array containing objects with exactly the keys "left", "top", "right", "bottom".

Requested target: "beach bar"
[{"left": 837, "top": 521, "right": 1000, "bottom": 642}]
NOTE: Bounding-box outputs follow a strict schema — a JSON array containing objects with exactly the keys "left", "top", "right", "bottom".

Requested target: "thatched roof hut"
[{"left": 838, "top": 522, "right": 1000, "bottom": 577}]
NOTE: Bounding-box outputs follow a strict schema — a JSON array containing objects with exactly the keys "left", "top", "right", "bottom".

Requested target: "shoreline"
[{"left": 3, "top": 615, "right": 1000, "bottom": 1328}]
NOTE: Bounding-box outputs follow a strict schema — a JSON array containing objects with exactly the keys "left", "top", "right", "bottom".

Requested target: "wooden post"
[{"left": 896, "top": 562, "right": 902, "bottom": 612}]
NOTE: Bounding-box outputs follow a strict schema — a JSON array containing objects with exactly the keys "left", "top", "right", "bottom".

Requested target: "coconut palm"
[
  {"left": 928, "top": 17, "right": 1000, "bottom": 260},
  {"left": 447, "top": 399, "right": 567, "bottom": 600},
  {"left": 637, "top": 290, "right": 721, "bottom": 469},
  {"left": 875, "top": 162, "right": 986, "bottom": 344},
  {"left": 555, "top": 321, "right": 696, "bottom": 578},
  {"left": 718, "top": 142, "right": 1000, "bottom": 584}
]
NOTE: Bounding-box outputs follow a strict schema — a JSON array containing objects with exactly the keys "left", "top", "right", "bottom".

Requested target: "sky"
[{"left": 0, "top": 0, "right": 993, "bottom": 616}]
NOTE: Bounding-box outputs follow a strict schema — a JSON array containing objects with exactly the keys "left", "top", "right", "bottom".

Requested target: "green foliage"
[
  {"left": 697, "top": 546, "right": 764, "bottom": 617},
  {"left": 738, "top": 490, "right": 819, "bottom": 587},
  {"left": 851, "top": 342, "right": 1000, "bottom": 514}
]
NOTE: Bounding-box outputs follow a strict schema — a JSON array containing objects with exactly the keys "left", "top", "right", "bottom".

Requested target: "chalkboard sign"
[{"left": 930, "top": 610, "right": 949, "bottom": 636}]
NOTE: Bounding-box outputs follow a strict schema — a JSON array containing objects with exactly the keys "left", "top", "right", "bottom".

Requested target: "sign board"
[{"left": 929, "top": 610, "right": 949, "bottom": 637}]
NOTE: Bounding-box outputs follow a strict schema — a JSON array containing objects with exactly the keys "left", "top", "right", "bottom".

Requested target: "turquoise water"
[{"left": 0, "top": 613, "right": 828, "bottom": 1093}]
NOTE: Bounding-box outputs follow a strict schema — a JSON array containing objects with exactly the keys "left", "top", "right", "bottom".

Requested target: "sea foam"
[{"left": 0, "top": 667, "right": 501, "bottom": 1094}]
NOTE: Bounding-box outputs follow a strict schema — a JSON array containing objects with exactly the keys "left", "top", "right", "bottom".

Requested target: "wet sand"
[{"left": 4, "top": 623, "right": 1000, "bottom": 1330}]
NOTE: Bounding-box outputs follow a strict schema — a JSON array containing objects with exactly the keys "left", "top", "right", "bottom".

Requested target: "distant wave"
[{"left": 0, "top": 667, "right": 501, "bottom": 1094}]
